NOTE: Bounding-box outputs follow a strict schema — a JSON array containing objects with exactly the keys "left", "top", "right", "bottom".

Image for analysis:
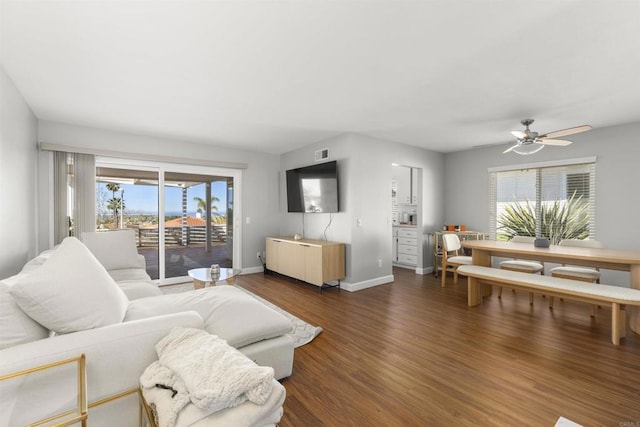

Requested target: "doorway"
[{"left": 391, "top": 164, "right": 421, "bottom": 271}]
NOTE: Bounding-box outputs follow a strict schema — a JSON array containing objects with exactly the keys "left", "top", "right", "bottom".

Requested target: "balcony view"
[{"left": 95, "top": 166, "right": 233, "bottom": 281}]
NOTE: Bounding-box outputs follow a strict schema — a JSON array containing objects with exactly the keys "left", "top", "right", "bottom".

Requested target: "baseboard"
[
  {"left": 247, "top": 268, "right": 395, "bottom": 292},
  {"left": 243, "top": 266, "right": 431, "bottom": 281},
  {"left": 392, "top": 264, "right": 434, "bottom": 275},
  {"left": 340, "top": 274, "right": 395, "bottom": 292},
  {"left": 415, "top": 266, "right": 434, "bottom": 275},
  {"left": 242, "top": 265, "right": 264, "bottom": 275},
  {"left": 392, "top": 263, "right": 415, "bottom": 270}
]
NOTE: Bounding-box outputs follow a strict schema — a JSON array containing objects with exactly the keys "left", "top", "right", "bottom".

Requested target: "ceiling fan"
[{"left": 503, "top": 119, "right": 592, "bottom": 155}]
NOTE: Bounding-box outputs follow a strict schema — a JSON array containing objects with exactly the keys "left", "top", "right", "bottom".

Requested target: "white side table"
[{"left": 187, "top": 268, "right": 241, "bottom": 289}]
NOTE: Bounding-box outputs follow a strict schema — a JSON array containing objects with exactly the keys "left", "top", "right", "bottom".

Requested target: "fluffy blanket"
[{"left": 140, "top": 327, "right": 274, "bottom": 427}]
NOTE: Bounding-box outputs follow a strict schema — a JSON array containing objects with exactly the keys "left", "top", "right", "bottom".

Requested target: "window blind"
[{"left": 488, "top": 159, "right": 596, "bottom": 240}]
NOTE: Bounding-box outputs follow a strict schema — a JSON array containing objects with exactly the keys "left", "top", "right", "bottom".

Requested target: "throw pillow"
[
  {"left": 81, "top": 229, "right": 140, "bottom": 271},
  {"left": 9, "top": 237, "right": 129, "bottom": 334},
  {"left": 0, "top": 280, "right": 49, "bottom": 349}
]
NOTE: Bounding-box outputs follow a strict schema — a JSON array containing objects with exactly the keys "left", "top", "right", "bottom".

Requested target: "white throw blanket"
[{"left": 140, "top": 327, "right": 274, "bottom": 427}]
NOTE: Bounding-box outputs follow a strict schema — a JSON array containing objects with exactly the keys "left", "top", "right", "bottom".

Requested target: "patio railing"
[{"left": 132, "top": 225, "right": 227, "bottom": 247}]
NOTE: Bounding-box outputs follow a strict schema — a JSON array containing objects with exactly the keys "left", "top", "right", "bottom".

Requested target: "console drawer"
[
  {"left": 397, "top": 254, "right": 417, "bottom": 265},
  {"left": 397, "top": 229, "right": 417, "bottom": 238},
  {"left": 398, "top": 244, "right": 417, "bottom": 255},
  {"left": 397, "top": 237, "right": 416, "bottom": 246}
]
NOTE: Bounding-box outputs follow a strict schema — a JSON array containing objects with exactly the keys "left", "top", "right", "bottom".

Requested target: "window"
[{"left": 489, "top": 157, "right": 596, "bottom": 244}]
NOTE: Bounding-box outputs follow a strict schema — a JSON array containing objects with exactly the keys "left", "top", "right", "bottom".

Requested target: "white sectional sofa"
[{"left": 0, "top": 231, "right": 294, "bottom": 426}]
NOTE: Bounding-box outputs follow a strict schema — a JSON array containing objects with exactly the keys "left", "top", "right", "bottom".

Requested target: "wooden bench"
[{"left": 457, "top": 265, "right": 640, "bottom": 345}]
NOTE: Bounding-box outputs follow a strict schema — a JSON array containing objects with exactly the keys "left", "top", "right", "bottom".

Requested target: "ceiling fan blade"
[
  {"left": 503, "top": 144, "right": 517, "bottom": 154},
  {"left": 540, "top": 125, "right": 592, "bottom": 139},
  {"left": 537, "top": 138, "right": 574, "bottom": 146},
  {"left": 511, "top": 130, "right": 527, "bottom": 139}
]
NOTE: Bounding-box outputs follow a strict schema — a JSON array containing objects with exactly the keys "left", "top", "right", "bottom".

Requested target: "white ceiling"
[{"left": 2, "top": 1, "right": 640, "bottom": 154}]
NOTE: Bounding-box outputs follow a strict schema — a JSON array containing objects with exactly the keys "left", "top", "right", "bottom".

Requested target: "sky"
[{"left": 97, "top": 181, "right": 228, "bottom": 215}]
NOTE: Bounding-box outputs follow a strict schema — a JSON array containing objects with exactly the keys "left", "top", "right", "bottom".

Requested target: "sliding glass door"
[
  {"left": 95, "top": 158, "right": 240, "bottom": 285},
  {"left": 162, "top": 172, "right": 234, "bottom": 281}
]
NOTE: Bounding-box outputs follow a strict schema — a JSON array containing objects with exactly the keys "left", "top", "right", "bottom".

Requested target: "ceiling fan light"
[{"left": 512, "top": 143, "right": 545, "bottom": 155}]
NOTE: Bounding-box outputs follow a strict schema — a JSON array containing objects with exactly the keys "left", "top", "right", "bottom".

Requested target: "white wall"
[
  {"left": 0, "top": 66, "right": 38, "bottom": 278},
  {"left": 443, "top": 121, "right": 640, "bottom": 285},
  {"left": 280, "top": 133, "right": 445, "bottom": 290},
  {"left": 37, "top": 121, "right": 281, "bottom": 271}
]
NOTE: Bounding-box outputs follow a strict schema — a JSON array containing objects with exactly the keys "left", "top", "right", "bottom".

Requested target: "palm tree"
[
  {"left": 107, "top": 197, "right": 125, "bottom": 228},
  {"left": 106, "top": 183, "right": 121, "bottom": 226},
  {"left": 193, "top": 195, "right": 220, "bottom": 217}
]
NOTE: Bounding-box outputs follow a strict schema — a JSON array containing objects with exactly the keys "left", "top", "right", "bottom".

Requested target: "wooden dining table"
[{"left": 462, "top": 240, "right": 640, "bottom": 336}]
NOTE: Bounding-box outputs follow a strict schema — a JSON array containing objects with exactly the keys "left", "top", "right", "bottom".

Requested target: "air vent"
[{"left": 315, "top": 148, "right": 329, "bottom": 162}]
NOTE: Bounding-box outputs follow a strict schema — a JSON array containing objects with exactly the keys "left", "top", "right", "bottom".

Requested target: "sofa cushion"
[
  {"left": 125, "top": 286, "right": 292, "bottom": 348},
  {"left": 0, "top": 279, "right": 50, "bottom": 349},
  {"left": 118, "top": 280, "right": 164, "bottom": 300},
  {"left": 108, "top": 268, "right": 162, "bottom": 300},
  {"left": 81, "top": 229, "right": 141, "bottom": 271},
  {"left": 108, "top": 268, "right": 153, "bottom": 283},
  {"left": 9, "top": 237, "right": 129, "bottom": 334}
]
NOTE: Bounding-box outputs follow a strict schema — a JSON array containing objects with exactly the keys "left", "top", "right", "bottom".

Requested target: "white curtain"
[
  {"left": 53, "top": 152, "right": 69, "bottom": 244},
  {"left": 53, "top": 152, "right": 95, "bottom": 243},
  {"left": 73, "top": 153, "right": 96, "bottom": 237}
]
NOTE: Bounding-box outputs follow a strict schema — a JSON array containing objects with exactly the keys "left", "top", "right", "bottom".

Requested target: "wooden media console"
[{"left": 266, "top": 237, "right": 345, "bottom": 291}]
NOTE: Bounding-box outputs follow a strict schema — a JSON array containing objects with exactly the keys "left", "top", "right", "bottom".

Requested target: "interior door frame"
[{"left": 96, "top": 157, "right": 243, "bottom": 285}]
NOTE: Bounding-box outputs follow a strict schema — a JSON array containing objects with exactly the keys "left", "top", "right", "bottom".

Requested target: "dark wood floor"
[{"left": 237, "top": 267, "right": 640, "bottom": 427}]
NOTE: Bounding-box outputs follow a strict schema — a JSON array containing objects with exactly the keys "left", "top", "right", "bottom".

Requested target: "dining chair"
[
  {"left": 441, "top": 233, "right": 473, "bottom": 287},
  {"left": 498, "top": 236, "right": 544, "bottom": 304},
  {"left": 549, "top": 238, "right": 603, "bottom": 315}
]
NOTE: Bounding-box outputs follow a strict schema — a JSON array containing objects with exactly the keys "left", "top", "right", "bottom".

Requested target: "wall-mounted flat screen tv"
[{"left": 286, "top": 161, "right": 339, "bottom": 213}]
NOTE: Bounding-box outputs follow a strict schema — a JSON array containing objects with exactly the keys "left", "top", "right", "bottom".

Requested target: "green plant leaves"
[{"left": 498, "top": 193, "right": 589, "bottom": 244}]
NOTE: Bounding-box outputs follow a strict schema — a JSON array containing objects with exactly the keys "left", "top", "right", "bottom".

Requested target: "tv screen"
[{"left": 286, "top": 161, "right": 339, "bottom": 213}]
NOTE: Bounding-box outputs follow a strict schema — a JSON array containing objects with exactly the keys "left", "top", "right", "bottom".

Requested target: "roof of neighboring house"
[{"left": 165, "top": 216, "right": 206, "bottom": 228}]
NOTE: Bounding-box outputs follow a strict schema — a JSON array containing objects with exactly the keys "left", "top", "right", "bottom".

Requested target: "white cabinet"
[
  {"left": 393, "top": 227, "right": 417, "bottom": 267},
  {"left": 395, "top": 167, "right": 412, "bottom": 204},
  {"left": 411, "top": 167, "right": 418, "bottom": 204},
  {"left": 394, "top": 167, "right": 418, "bottom": 205},
  {"left": 392, "top": 228, "right": 397, "bottom": 260}
]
